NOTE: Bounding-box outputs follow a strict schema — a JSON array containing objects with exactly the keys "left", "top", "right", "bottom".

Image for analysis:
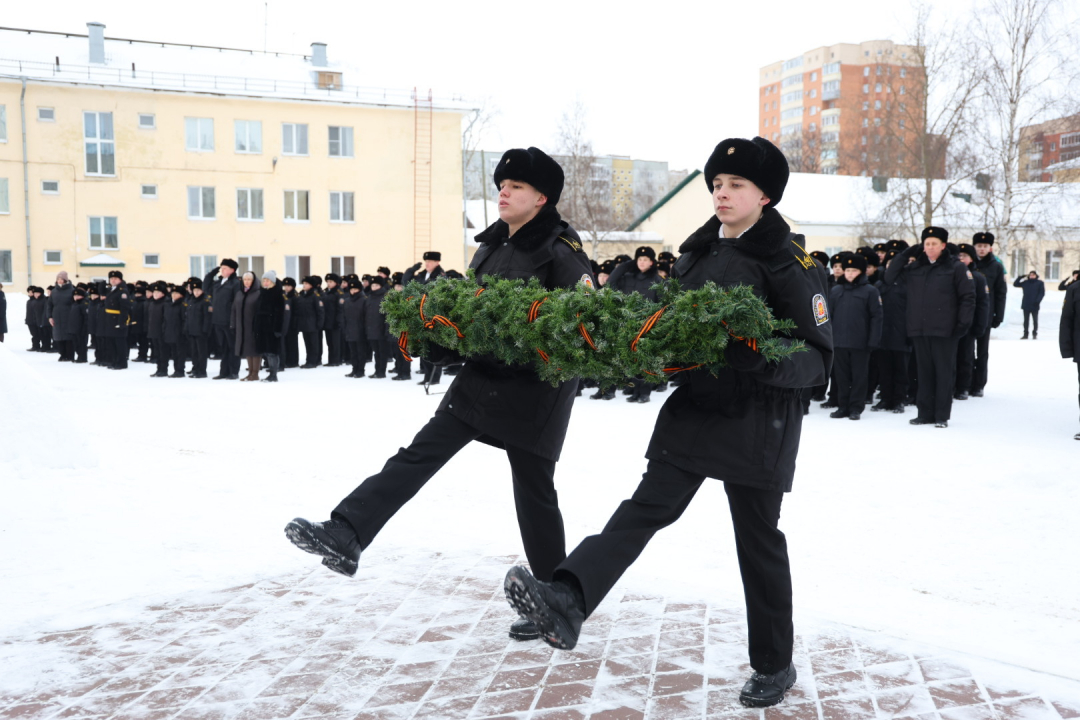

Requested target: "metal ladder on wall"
[{"left": 413, "top": 88, "right": 433, "bottom": 261}]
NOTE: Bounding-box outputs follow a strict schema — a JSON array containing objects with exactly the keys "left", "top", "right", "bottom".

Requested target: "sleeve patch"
[
  {"left": 580, "top": 274, "right": 595, "bottom": 290},
  {"left": 813, "top": 293, "right": 830, "bottom": 325}
]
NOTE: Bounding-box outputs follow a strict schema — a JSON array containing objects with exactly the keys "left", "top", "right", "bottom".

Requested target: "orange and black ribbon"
[{"left": 631, "top": 305, "right": 668, "bottom": 352}]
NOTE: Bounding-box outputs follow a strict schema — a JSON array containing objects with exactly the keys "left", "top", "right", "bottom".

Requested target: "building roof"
[{"left": 0, "top": 25, "right": 473, "bottom": 111}]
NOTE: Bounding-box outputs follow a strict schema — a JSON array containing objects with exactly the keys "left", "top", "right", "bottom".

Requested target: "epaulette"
[
  {"left": 558, "top": 235, "right": 584, "bottom": 253},
  {"left": 790, "top": 237, "right": 815, "bottom": 270}
]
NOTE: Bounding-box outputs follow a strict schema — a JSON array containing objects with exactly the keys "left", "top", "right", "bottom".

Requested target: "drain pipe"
[{"left": 19, "top": 78, "right": 32, "bottom": 286}]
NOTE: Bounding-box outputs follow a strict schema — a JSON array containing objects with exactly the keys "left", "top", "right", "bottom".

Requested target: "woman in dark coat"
[
  {"left": 47, "top": 272, "right": 76, "bottom": 360},
  {"left": 231, "top": 271, "right": 262, "bottom": 381},
  {"left": 1013, "top": 271, "right": 1046, "bottom": 339},
  {"left": 254, "top": 272, "right": 286, "bottom": 382}
]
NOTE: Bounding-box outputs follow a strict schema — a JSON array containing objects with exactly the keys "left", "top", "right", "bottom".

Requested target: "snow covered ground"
[{"left": 1, "top": 287, "right": 1078, "bottom": 691}]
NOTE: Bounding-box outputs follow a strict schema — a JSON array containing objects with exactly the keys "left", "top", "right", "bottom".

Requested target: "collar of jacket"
[
  {"left": 474, "top": 204, "right": 565, "bottom": 253},
  {"left": 678, "top": 207, "right": 791, "bottom": 258},
  {"left": 840, "top": 274, "right": 869, "bottom": 288}
]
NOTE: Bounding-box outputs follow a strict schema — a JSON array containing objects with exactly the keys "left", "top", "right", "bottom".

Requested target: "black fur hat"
[
  {"left": 151, "top": 281, "right": 168, "bottom": 294},
  {"left": 377, "top": 266, "right": 391, "bottom": 277},
  {"left": 634, "top": 246, "right": 656, "bottom": 262},
  {"left": 883, "top": 249, "right": 901, "bottom": 265},
  {"left": 956, "top": 243, "right": 978, "bottom": 261},
  {"left": 873, "top": 242, "right": 887, "bottom": 253},
  {"left": 423, "top": 251, "right": 441, "bottom": 262},
  {"left": 810, "top": 251, "right": 830, "bottom": 267},
  {"left": 613, "top": 254, "right": 631, "bottom": 265},
  {"left": 72, "top": 286, "right": 86, "bottom": 298},
  {"left": 282, "top": 277, "right": 296, "bottom": 288},
  {"left": 189, "top": 278, "right": 203, "bottom": 290},
  {"left": 887, "top": 239, "right": 910, "bottom": 252},
  {"left": 221, "top": 258, "right": 239, "bottom": 270},
  {"left": 445, "top": 269, "right": 464, "bottom": 279},
  {"left": 493, "top": 147, "right": 564, "bottom": 206},
  {"left": 303, "top": 275, "right": 321, "bottom": 286},
  {"left": 170, "top": 285, "right": 186, "bottom": 296},
  {"left": 108, "top": 270, "right": 124, "bottom": 280},
  {"left": 841, "top": 253, "right": 867, "bottom": 273},
  {"left": 972, "top": 232, "right": 995, "bottom": 245},
  {"left": 657, "top": 261, "right": 671, "bottom": 275},
  {"left": 391, "top": 271, "right": 404, "bottom": 286},
  {"left": 829, "top": 253, "right": 845, "bottom": 266},
  {"left": 325, "top": 273, "right": 342, "bottom": 284},
  {"left": 368, "top": 274, "right": 385, "bottom": 286},
  {"left": 921, "top": 226, "right": 949, "bottom": 242},
  {"left": 658, "top": 251, "right": 676, "bottom": 264},
  {"left": 599, "top": 260, "right": 616, "bottom": 275},
  {"left": 704, "top": 137, "right": 789, "bottom": 208}
]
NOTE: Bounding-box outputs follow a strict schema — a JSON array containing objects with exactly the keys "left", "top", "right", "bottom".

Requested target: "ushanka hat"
[
  {"left": 704, "top": 136, "right": 789, "bottom": 208},
  {"left": 324, "top": 272, "right": 341, "bottom": 284},
  {"left": 282, "top": 277, "right": 296, "bottom": 287},
  {"left": 423, "top": 251, "right": 441, "bottom": 262},
  {"left": 391, "top": 271, "right": 404, "bottom": 285},
  {"left": 887, "top": 239, "right": 910, "bottom": 252},
  {"left": 220, "top": 258, "right": 239, "bottom": 270},
  {"left": 634, "top": 246, "right": 656, "bottom": 261},
  {"left": 830, "top": 252, "right": 845, "bottom": 266},
  {"left": 493, "top": 147, "right": 565, "bottom": 206},
  {"left": 841, "top": 253, "right": 867, "bottom": 273},
  {"left": 956, "top": 243, "right": 978, "bottom": 261},
  {"left": 108, "top": 270, "right": 124, "bottom": 280},
  {"left": 810, "top": 251, "right": 830, "bottom": 267},
  {"left": 657, "top": 251, "right": 676, "bottom": 264},
  {"left": 377, "top": 266, "right": 391, "bottom": 276},
  {"left": 972, "top": 232, "right": 995, "bottom": 245},
  {"left": 921, "top": 226, "right": 949, "bottom": 242}
]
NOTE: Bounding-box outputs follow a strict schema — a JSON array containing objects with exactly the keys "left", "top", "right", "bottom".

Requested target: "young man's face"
[
  {"left": 636, "top": 256, "right": 654, "bottom": 273},
  {"left": 171, "top": 292, "right": 184, "bottom": 302},
  {"left": 974, "top": 243, "right": 992, "bottom": 258},
  {"left": 711, "top": 174, "right": 769, "bottom": 228},
  {"left": 370, "top": 282, "right": 383, "bottom": 292},
  {"left": 832, "top": 263, "right": 844, "bottom": 278},
  {"left": 1028, "top": 272, "right": 1037, "bottom": 280},
  {"left": 283, "top": 284, "right": 294, "bottom": 293},
  {"left": 498, "top": 179, "right": 546, "bottom": 229},
  {"left": 877, "top": 251, "right": 887, "bottom": 262},
  {"left": 302, "top": 282, "right": 313, "bottom": 292},
  {"left": 326, "top": 279, "right": 337, "bottom": 289},
  {"left": 843, "top": 267, "right": 862, "bottom": 282},
  {"left": 865, "top": 264, "right": 876, "bottom": 276},
  {"left": 958, "top": 253, "right": 973, "bottom": 266},
  {"left": 152, "top": 290, "right": 164, "bottom": 300},
  {"left": 193, "top": 287, "right": 203, "bottom": 297}
]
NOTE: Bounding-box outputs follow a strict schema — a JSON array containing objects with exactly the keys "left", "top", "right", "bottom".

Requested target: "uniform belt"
[{"left": 105, "top": 309, "right": 121, "bottom": 314}]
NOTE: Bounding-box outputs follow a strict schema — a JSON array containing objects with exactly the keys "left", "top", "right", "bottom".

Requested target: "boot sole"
[
  {"left": 739, "top": 669, "right": 797, "bottom": 708},
  {"left": 508, "top": 626, "right": 541, "bottom": 641},
  {"left": 503, "top": 567, "right": 577, "bottom": 650},
  {"left": 284, "top": 519, "right": 358, "bottom": 577}
]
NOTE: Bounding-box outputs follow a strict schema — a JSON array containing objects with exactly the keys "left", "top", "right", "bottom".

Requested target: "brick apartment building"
[
  {"left": 1018, "top": 114, "right": 1080, "bottom": 182},
  {"left": 759, "top": 40, "right": 942, "bottom": 179}
]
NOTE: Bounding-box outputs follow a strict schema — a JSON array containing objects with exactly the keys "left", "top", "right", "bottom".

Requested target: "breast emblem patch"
[{"left": 813, "top": 293, "right": 829, "bottom": 325}]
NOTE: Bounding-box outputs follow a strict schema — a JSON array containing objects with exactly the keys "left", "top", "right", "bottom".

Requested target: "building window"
[
  {"left": 0, "top": 105, "right": 6, "bottom": 141},
  {"left": 144, "top": 253, "right": 160, "bottom": 268},
  {"left": 187, "top": 187, "right": 216, "bottom": 219},
  {"left": 810, "top": 106, "right": 818, "bottom": 115},
  {"left": 141, "top": 184, "right": 157, "bottom": 199},
  {"left": 823, "top": 62, "right": 840, "bottom": 75},
  {"left": 234, "top": 120, "right": 262, "bottom": 154},
  {"left": 0, "top": 250, "right": 11, "bottom": 283},
  {"left": 809, "top": 89, "right": 817, "bottom": 98},
  {"left": 899, "top": 119, "right": 906, "bottom": 128},
  {"left": 138, "top": 113, "right": 155, "bottom": 129},
  {"left": 874, "top": 118, "right": 881, "bottom": 127},
  {"left": 1061, "top": 133, "right": 1080, "bottom": 148},
  {"left": 875, "top": 100, "right": 882, "bottom": 110},
  {"left": 0, "top": 178, "right": 8, "bottom": 213},
  {"left": 809, "top": 123, "right": 817, "bottom": 132},
  {"left": 863, "top": 84, "right": 870, "bottom": 94},
  {"left": 42, "top": 180, "right": 60, "bottom": 194},
  {"left": 900, "top": 68, "right": 907, "bottom": 78},
  {"left": 863, "top": 101, "right": 870, "bottom": 111},
  {"left": 328, "top": 126, "right": 354, "bottom": 157},
  {"left": 1046, "top": 250, "right": 1063, "bottom": 281},
  {"left": 862, "top": 136, "right": 868, "bottom": 146},
  {"left": 284, "top": 255, "right": 311, "bottom": 280},
  {"left": 89, "top": 216, "right": 119, "bottom": 250},
  {"left": 44, "top": 250, "right": 62, "bottom": 265},
  {"left": 862, "top": 118, "right": 869, "bottom": 128},
  {"left": 38, "top": 107, "right": 55, "bottom": 122},
  {"left": 863, "top": 67, "right": 870, "bottom": 77},
  {"left": 781, "top": 90, "right": 803, "bottom": 104},
  {"left": 282, "top": 123, "right": 309, "bottom": 155},
  {"left": 84, "top": 111, "right": 115, "bottom": 176},
  {"left": 822, "top": 115, "right": 839, "bottom": 127},
  {"left": 899, "top": 86, "right": 906, "bottom": 95},
  {"left": 781, "top": 75, "right": 802, "bottom": 88},
  {"left": 284, "top": 190, "right": 309, "bottom": 221},
  {"left": 190, "top": 255, "right": 218, "bottom": 279},
  {"left": 329, "top": 191, "right": 354, "bottom": 222},
  {"left": 875, "top": 83, "right": 882, "bottom": 92},
  {"left": 1010, "top": 249, "right": 1027, "bottom": 276},
  {"left": 330, "top": 256, "right": 356, "bottom": 276},
  {"left": 1050, "top": 142, "right": 1056, "bottom": 151},
  {"left": 763, "top": 102, "right": 768, "bottom": 111},
  {"left": 810, "top": 72, "right": 818, "bottom": 81},
  {"left": 238, "top": 256, "right": 265, "bottom": 277},
  {"left": 185, "top": 117, "right": 215, "bottom": 152},
  {"left": 237, "top": 188, "right": 264, "bottom": 220}
]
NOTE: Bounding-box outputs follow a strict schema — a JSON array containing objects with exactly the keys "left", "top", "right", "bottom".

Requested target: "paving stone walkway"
[{"left": 2, "top": 552, "right": 1078, "bottom": 720}]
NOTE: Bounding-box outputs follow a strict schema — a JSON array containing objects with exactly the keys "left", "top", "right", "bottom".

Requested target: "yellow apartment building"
[{"left": 0, "top": 23, "right": 471, "bottom": 287}]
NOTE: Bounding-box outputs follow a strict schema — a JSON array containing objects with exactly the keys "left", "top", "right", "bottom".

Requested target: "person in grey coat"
[
  {"left": 47, "top": 272, "right": 76, "bottom": 361},
  {"left": 231, "top": 271, "right": 263, "bottom": 381}
]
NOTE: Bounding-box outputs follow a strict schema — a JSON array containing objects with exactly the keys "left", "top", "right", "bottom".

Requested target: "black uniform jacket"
[
  {"left": 362, "top": 285, "right": 391, "bottom": 341},
  {"left": 322, "top": 286, "right": 345, "bottom": 331},
  {"left": 146, "top": 297, "right": 166, "bottom": 340},
  {"left": 968, "top": 267, "right": 990, "bottom": 338},
  {"left": 874, "top": 276, "right": 909, "bottom": 353},
  {"left": 975, "top": 253, "right": 1007, "bottom": 327},
  {"left": 829, "top": 274, "right": 883, "bottom": 350},
  {"left": 437, "top": 205, "right": 595, "bottom": 462},
  {"left": 403, "top": 263, "right": 445, "bottom": 286},
  {"left": 203, "top": 269, "right": 239, "bottom": 327},
  {"left": 184, "top": 293, "right": 212, "bottom": 337},
  {"left": 294, "top": 289, "right": 325, "bottom": 333},
  {"left": 87, "top": 298, "right": 101, "bottom": 336},
  {"left": 130, "top": 296, "right": 148, "bottom": 335},
  {"left": 1013, "top": 276, "right": 1046, "bottom": 312},
  {"left": 607, "top": 260, "right": 662, "bottom": 300},
  {"left": 644, "top": 209, "right": 833, "bottom": 492},
  {"left": 343, "top": 291, "right": 365, "bottom": 343},
  {"left": 284, "top": 290, "right": 298, "bottom": 333},
  {"left": 101, "top": 284, "right": 132, "bottom": 337},
  {"left": 67, "top": 298, "right": 87, "bottom": 338},
  {"left": 885, "top": 247, "right": 975, "bottom": 338},
  {"left": 162, "top": 298, "right": 186, "bottom": 345},
  {"left": 1060, "top": 282, "right": 1080, "bottom": 362}
]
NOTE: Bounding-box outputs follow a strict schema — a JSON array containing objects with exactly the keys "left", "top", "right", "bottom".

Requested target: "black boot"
[
  {"left": 284, "top": 518, "right": 362, "bottom": 577},
  {"left": 262, "top": 354, "right": 279, "bottom": 382},
  {"left": 739, "top": 663, "right": 797, "bottom": 707},
  {"left": 503, "top": 566, "right": 585, "bottom": 650},
  {"left": 508, "top": 618, "right": 540, "bottom": 641}
]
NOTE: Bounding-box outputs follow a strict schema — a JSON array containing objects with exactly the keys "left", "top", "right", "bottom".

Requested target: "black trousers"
[
  {"left": 332, "top": 411, "right": 566, "bottom": 583},
  {"left": 972, "top": 332, "right": 991, "bottom": 393},
  {"left": 420, "top": 358, "right": 442, "bottom": 384},
  {"left": 29, "top": 325, "right": 41, "bottom": 351},
  {"left": 912, "top": 336, "right": 958, "bottom": 423},
  {"left": 907, "top": 345, "right": 919, "bottom": 400},
  {"left": 1075, "top": 362, "right": 1080, "bottom": 425},
  {"left": 394, "top": 346, "right": 411, "bottom": 378},
  {"left": 284, "top": 331, "right": 300, "bottom": 368},
  {"left": 876, "top": 350, "right": 909, "bottom": 408},
  {"left": 833, "top": 348, "right": 870, "bottom": 414},
  {"left": 56, "top": 339, "right": 74, "bottom": 362},
  {"left": 154, "top": 340, "right": 169, "bottom": 375},
  {"left": 1022, "top": 310, "right": 1039, "bottom": 335},
  {"left": 40, "top": 328, "right": 53, "bottom": 351},
  {"left": 135, "top": 333, "right": 149, "bottom": 360},
  {"left": 73, "top": 334, "right": 87, "bottom": 362},
  {"left": 166, "top": 342, "right": 185, "bottom": 374},
  {"left": 325, "top": 327, "right": 342, "bottom": 365},
  {"left": 348, "top": 340, "right": 367, "bottom": 376},
  {"left": 302, "top": 331, "right": 322, "bottom": 366},
  {"left": 866, "top": 349, "right": 881, "bottom": 402},
  {"left": 93, "top": 334, "right": 105, "bottom": 364},
  {"left": 213, "top": 326, "right": 239, "bottom": 377},
  {"left": 110, "top": 335, "right": 128, "bottom": 369},
  {"left": 188, "top": 335, "right": 208, "bottom": 375},
  {"left": 556, "top": 459, "right": 793, "bottom": 674},
  {"left": 955, "top": 333, "right": 977, "bottom": 393}
]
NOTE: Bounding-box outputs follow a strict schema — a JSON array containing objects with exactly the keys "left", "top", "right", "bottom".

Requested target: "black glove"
[
  {"left": 724, "top": 339, "right": 767, "bottom": 373},
  {"left": 991, "top": 319, "right": 1002, "bottom": 329},
  {"left": 410, "top": 262, "right": 423, "bottom": 272}
]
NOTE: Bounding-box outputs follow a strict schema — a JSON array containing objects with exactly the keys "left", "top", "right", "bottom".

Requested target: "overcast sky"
[{"left": 7, "top": 0, "right": 973, "bottom": 170}]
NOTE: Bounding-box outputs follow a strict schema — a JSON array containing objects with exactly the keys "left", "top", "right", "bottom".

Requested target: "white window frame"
[
  {"left": 329, "top": 191, "right": 355, "bottom": 222},
  {"left": 0, "top": 178, "right": 8, "bottom": 213},
  {"left": 141, "top": 184, "right": 158, "bottom": 199},
  {"left": 236, "top": 188, "right": 264, "bottom": 221},
  {"left": 330, "top": 256, "right": 355, "bottom": 276},
  {"left": 143, "top": 253, "right": 160, "bottom": 268},
  {"left": 284, "top": 189, "right": 310, "bottom": 222},
  {"left": 88, "top": 216, "right": 119, "bottom": 250},
  {"left": 0, "top": 249, "right": 12, "bottom": 283},
  {"left": 1045, "top": 250, "right": 1063, "bottom": 281},
  {"left": 84, "top": 111, "right": 116, "bottom": 177},
  {"left": 234, "top": 120, "right": 263, "bottom": 154},
  {"left": 37, "top": 107, "right": 55, "bottom": 122},
  {"left": 185, "top": 117, "right": 215, "bottom": 152},
  {"left": 138, "top": 113, "right": 156, "bottom": 129},
  {"left": 187, "top": 186, "right": 216, "bottom": 220},
  {"left": 282, "top": 123, "right": 309, "bottom": 156},
  {"left": 41, "top": 180, "right": 60, "bottom": 195},
  {"left": 328, "top": 126, "right": 354, "bottom": 157},
  {"left": 238, "top": 255, "right": 265, "bottom": 277},
  {"left": 0, "top": 105, "right": 6, "bottom": 142},
  {"left": 189, "top": 254, "right": 218, "bottom": 279},
  {"left": 44, "top": 250, "right": 62, "bottom": 265}
]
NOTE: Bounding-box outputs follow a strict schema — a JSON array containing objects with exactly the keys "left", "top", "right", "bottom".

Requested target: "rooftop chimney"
[
  {"left": 87, "top": 21, "right": 105, "bottom": 64},
  {"left": 311, "top": 42, "right": 327, "bottom": 67}
]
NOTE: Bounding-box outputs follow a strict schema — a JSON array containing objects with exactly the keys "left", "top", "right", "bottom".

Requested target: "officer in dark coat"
[
  {"left": 342, "top": 279, "right": 367, "bottom": 378},
  {"left": 829, "top": 253, "right": 882, "bottom": 419},
  {"left": 971, "top": 232, "right": 1007, "bottom": 396},
  {"left": 185, "top": 279, "right": 212, "bottom": 378},
  {"left": 361, "top": 275, "right": 393, "bottom": 378},
  {"left": 159, "top": 286, "right": 187, "bottom": 378},
  {"left": 954, "top": 244, "right": 990, "bottom": 400},
  {"left": 99, "top": 271, "right": 131, "bottom": 369},
  {"left": 884, "top": 228, "right": 975, "bottom": 427},
  {"left": 87, "top": 286, "right": 105, "bottom": 364},
  {"left": 404, "top": 251, "right": 447, "bottom": 385},
  {"left": 281, "top": 277, "right": 300, "bottom": 368},
  {"left": 130, "top": 282, "right": 150, "bottom": 362},
  {"left": 286, "top": 146, "right": 594, "bottom": 642},
  {"left": 0, "top": 283, "right": 6, "bottom": 343},
  {"left": 873, "top": 249, "right": 911, "bottom": 412},
  {"left": 204, "top": 259, "right": 241, "bottom": 379},
  {"left": 607, "top": 245, "right": 664, "bottom": 403},
  {"left": 1059, "top": 280, "right": 1080, "bottom": 440},
  {"left": 322, "top": 273, "right": 345, "bottom": 366},
  {"left": 1013, "top": 271, "right": 1046, "bottom": 339},
  {"left": 389, "top": 272, "right": 412, "bottom": 380},
  {"left": 295, "top": 276, "right": 325, "bottom": 368},
  {"left": 67, "top": 286, "right": 89, "bottom": 362},
  {"left": 503, "top": 137, "right": 833, "bottom": 709}
]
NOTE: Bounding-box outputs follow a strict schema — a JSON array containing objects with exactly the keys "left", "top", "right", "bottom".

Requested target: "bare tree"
[
  {"left": 553, "top": 101, "right": 615, "bottom": 258},
  {"left": 779, "top": 130, "right": 822, "bottom": 174},
  {"left": 462, "top": 99, "right": 500, "bottom": 202}
]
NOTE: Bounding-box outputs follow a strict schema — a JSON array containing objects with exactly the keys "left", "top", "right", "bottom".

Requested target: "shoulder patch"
[
  {"left": 579, "top": 274, "right": 595, "bottom": 290},
  {"left": 966, "top": 270, "right": 973, "bottom": 280},
  {"left": 121, "top": 294, "right": 128, "bottom": 299},
  {"left": 813, "top": 293, "right": 829, "bottom": 325},
  {"left": 558, "top": 235, "right": 583, "bottom": 253}
]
